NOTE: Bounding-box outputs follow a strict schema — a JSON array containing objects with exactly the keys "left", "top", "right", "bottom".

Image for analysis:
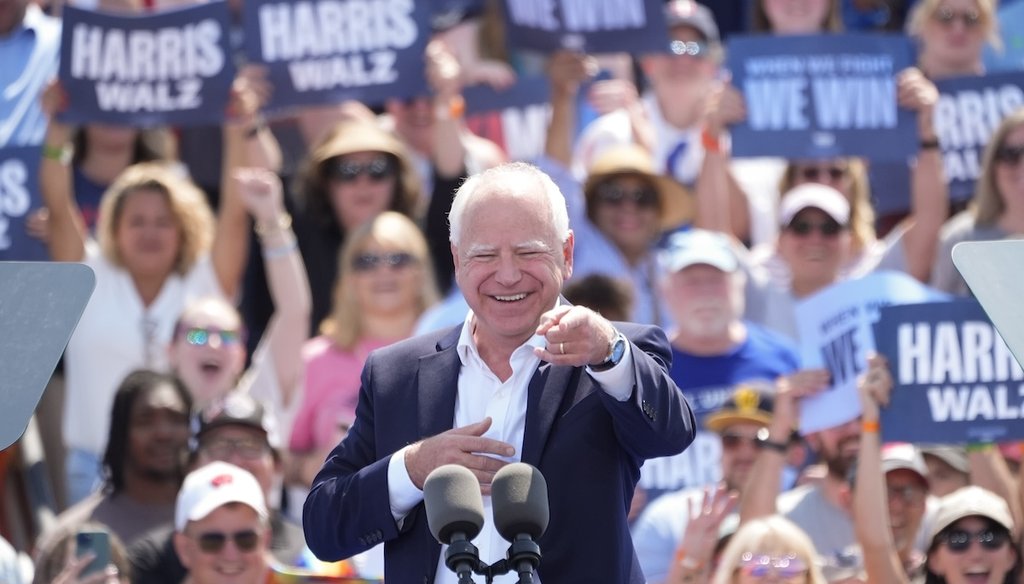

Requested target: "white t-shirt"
[{"left": 62, "top": 242, "right": 225, "bottom": 455}]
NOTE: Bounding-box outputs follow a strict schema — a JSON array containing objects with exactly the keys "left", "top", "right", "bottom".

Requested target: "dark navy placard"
[
  {"left": 874, "top": 300, "right": 1024, "bottom": 444},
  {"left": 244, "top": 0, "right": 431, "bottom": 111},
  {"left": 464, "top": 74, "right": 551, "bottom": 162},
  {"left": 726, "top": 33, "right": 917, "bottom": 161},
  {"left": 59, "top": 3, "right": 235, "bottom": 127},
  {"left": 0, "top": 146, "right": 48, "bottom": 261},
  {"left": 501, "top": 0, "right": 670, "bottom": 54},
  {"left": 934, "top": 71, "right": 1024, "bottom": 204}
]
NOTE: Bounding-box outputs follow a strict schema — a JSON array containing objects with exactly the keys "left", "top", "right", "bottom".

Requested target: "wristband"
[
  {"left": 262, "top": 238, "right": 298, "bottom": 260},
  {"left": 862, "top": 420, "right": 880, "bottom": 434},
  {"left": 254, "top": 213, "right": 292, "bottom": 237},
  {"left": 434, "top": 95, "right": 465, "bottom": 121},
  {"left": 42, "top": 143, "right": 71, "bottom": 164},
  {"left": 919, "top": 137, "right": 940, "bottom": 150},
  {"left": 756, "top": 435, "right": 789, "bottom": 453},
  {"left": 674, "top": 547, "right": 704, "bottom": 571},
  {"left": 701, "top": 127, "right": 722, "bottom": 154},
  {"left": 966, "top": 442, "right": 994, "bottom": 453}
]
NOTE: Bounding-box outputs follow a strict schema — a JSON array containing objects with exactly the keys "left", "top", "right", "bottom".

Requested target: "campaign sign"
[
  {"left": 726, "top": 34, "right": 916, "bottom": 161},
  {"left": 464, "top": 74, "right": 551, "bottom": 163},
  {"left": 795, "top": 271, "right": 947, "bottom": 434},
  {"left": 501, "top": 0, "right": 670, "bottom": 54},
  {"left": 0, "top": 147, "right": 47, "bottom": 261},
  {"left": 59, "top": 3, "right": 235, "bottom": 127},
  {"left": 244, "top": 0, "right": 431, "bottom": 110},
  {"left": 874, "top": 300, "right": 1024, "bottom": 444},
  {"left": 934, "top": 71, "right": 1024, "bottom": 204},
  {"left": 983, "top": 1, "right": 1024, "bottom": 73}
]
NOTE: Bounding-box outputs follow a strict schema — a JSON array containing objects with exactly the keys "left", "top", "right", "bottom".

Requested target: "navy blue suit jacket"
[{"left": 303, "top": 321, "right": 695, "bottom": 583}]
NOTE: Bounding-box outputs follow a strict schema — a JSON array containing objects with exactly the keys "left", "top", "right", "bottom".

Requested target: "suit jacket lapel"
[
  {"left": 417, "top": 328, "right": 462, "bottom": 440},
  {"left": 521, "top": 362, "right": 574, "bottom": 467}
]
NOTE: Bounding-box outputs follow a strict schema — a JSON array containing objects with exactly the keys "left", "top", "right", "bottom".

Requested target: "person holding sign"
[
  {"left": 37, "top": 74, "right": 270, "bottom": 506},
  {"left": 932, "top": 109, "right": 1024, "bottom": 296}
]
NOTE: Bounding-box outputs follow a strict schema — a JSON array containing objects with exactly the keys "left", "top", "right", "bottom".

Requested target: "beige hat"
[
  {"left": 583, "top": 144, "right": 694, "bottom": 230},
  {"left": 927, "top": 486, "right": 1015, "bottom": 543}
]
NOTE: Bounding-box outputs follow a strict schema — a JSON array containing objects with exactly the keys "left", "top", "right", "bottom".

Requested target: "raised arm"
[
  {"left": 853, "top": 355, "right": 910, "bottom": 584},
  {"left": 425, "top": 39, "right": 468, "bottom": 180},
  {"left": 234, "top": 168, "right": 311, "bottom": 408},
  {"left": 37, "top": 81, "right": 87, "bottom": 262},
  {"left": 211, "top": 67, "right": 279, "bottom": 300},
  {"left": 543, "top": 50, "right": 594, "bottom": 168},
  {"left": 967, "top": 445, "right": 1023, "bottom": 530},
  {"left": 897, "top": 67, "right": 947, "bottom": 283},
  {"left": 693, "top": 79, "right": 751, "bottom": 239}
]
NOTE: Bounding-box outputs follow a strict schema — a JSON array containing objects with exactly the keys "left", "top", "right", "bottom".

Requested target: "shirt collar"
[{"left": 455, "top": 300, "right": 562, "bottom": 366}]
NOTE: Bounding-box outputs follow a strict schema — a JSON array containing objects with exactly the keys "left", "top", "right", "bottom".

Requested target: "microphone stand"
[{"left": 446, "top": 535, "right": 481, "bottom": 584}]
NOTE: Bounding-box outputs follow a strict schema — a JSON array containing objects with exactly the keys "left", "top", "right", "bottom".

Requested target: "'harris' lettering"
[{"left": 70, "top": 20, "right": 224, "bottom": 82}]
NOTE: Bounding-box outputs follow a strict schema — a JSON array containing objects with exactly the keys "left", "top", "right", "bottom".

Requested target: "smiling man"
[{"left": 304, "top": 162, "right": 695, "bottom": 583}]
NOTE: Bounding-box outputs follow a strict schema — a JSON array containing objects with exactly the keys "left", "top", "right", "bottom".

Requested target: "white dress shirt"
[{"left": 387, "top": 307, "right": 635, "bottom": 583}]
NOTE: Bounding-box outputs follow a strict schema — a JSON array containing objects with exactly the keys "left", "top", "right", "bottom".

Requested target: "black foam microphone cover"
[
  {"left": 491, "top": 462, "right": 549, "bottom": 542},
  {"left": 424, "top": 464, "right": 485, "bottom": 544}
]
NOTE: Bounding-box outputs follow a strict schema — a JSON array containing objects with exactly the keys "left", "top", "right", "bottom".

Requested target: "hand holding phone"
[{"left": 75, "top": 529, "right": 111, "bottom": 577}]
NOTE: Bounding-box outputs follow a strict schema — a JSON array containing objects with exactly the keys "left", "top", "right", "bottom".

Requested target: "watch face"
[{"left": 611, "top": 335, "right": 626, "bottom": 363}]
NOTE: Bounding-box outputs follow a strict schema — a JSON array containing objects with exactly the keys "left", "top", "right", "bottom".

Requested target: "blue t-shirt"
[{"left": 639, "top": 322, "right": 799, "bottom": 499}]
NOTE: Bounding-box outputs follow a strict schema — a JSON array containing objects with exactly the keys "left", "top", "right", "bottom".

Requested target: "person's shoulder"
[
  {"left": 370, "top": 325, "right": 461, "bottom": 360},
  {"left": 776, "top": 482, "right": 817, "bottom": 513},
  {"left": 939, "top": 210, "right": 981, "bottom": 241},
  {"left": 742, "top": 322, "right": 799, "bottom": 359}
]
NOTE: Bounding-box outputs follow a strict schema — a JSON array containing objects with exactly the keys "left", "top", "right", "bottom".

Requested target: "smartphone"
[{"left": 75, "top": 529, "right": 111, "bottom": 577}]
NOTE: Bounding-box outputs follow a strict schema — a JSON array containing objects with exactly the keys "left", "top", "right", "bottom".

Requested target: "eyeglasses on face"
[
  {"left": 886, "top": 484, "right": 927, "bottom": 505},
  {"left": 994, "top": 144, "right": 1024, "bottom": 167},
  {"left": 329, "top": 156, "right": 395, "bottom": 183},
  {"left": 932, "top": 7, "right": 981, "bottom": 28},
  {"left": 199, "top": 437, "right": 270, "bottom": 460},
  {"left": 193, "top": 529, "right": 260, "bottom": 554},
  {"left": 798, "top": 165, "right": 847, "bottom": 182},
  {"left": 786, "top": 218, "right": 845, "bottom": 237},
  {"left": 594, "top": 183, "right": 660, "bottom": 209},
  {"left": 351, "top": 252, "right": 416, "bottom": 273},
  {"left": 179, "top": 327, "right": 242, "bottom": 347},
  {"left": 939, "top": 528, "right": 1009, "bottom": 553},
  {"left": 738, "top": 552, "right": 809, "bottom": 579},
  {"left": 669, "top": 40, "right": 708, "bottom": 58},
  {"left": 720, "top": 432, "right": 761, "bottom": 450}
]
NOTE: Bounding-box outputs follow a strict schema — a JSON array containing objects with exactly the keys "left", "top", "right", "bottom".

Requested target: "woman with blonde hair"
[
  {"left": 38, "top": 79, "right": 268, "bottom": 505},
  {"left": 932, "top": 108, "right": 1024, "bottom": 296},
  {"left": 906, "top": 0, "right": 1000, "bottom": 80},
  {"left": 712, "top": 515, "right": 827, "bottom": 584},
  {"left": 288, "top": 211, "right": 439, "bottom": 487}
]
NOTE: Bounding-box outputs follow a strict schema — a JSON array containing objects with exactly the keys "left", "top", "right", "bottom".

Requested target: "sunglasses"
[
  {"left": 199, "top": 437, "right": 270, "bottom": 460},
  {"left": 932, "top": 8, "right": 981, "bottom": 27},
  {"left": 720, "top": 432, "right": 761, "bottom": 450},
  {"left": 994, "top": 144, "right": 1024, "bottom": 166},
  {"left": 194, "top": 529, "right": 260, "bottom": 554},
  {"left": 738, "top": 553, "right": 809, "bottom": 579},
  {"left": 669, "top": 40, "right": 709, "bottom": 57},
  {"left": 798, "top": 166, "right": 847, "bottom": 182},
  {"left": 594, "top": 183, "right": 660, "bottom": 209},
  {"left": 352, "top": 252, "right": 416, "bottom": 272},
  {"left": 786, "top": 218, "right": 845, "bottom": 237},
  {"left": 939, "top": 528, "right": 1009, "bottom": 553},
  {"left": 886, "top": 484, "right": 927, "bottom": 505},
  {"left": 179, "top": 327, "right": 242, "bottom": 347},
  {"left": 329, "top": 156, "right": 395, "bottom": 183}
]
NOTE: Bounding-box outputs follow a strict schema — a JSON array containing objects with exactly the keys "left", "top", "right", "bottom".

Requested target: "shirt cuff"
[
  {"left": 587, "top": 341, "right": 634, "bottom": 401},
  {"left": 387, "top": 445, "right": 424, "bottom": 524}
]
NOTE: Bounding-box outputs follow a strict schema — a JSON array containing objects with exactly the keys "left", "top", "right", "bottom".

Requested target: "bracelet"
[
  {"left": 966, "top": 442, "right": 994, "bottom": 453},
  {"left": 42, "top": 143, "right": 71, "bottom": 164},
  {"left": 254, "top": 213, "right": 292, "bottom": 237},
  {"left": 701, "top": 128, "right": 722, "bottom": 154},
  {"left": 862, "top": 420, "right": 880, "bottom": 433},
  {"left": 919, "top": 137, "right": 940, "bottom": 150},
  {"left": 434, "top": 95, "right": 465, "bottom": 121},
  {"left": 262, "top": 238, "right": 298, "bottom": 260},
  {"left": 674, "top": 548, "right": 704, "bottom": 582}
]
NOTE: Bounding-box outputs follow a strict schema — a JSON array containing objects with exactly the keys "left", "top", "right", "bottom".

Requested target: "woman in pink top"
[{"left": 288, "top": 211, "right": 440, "bottom": 486}]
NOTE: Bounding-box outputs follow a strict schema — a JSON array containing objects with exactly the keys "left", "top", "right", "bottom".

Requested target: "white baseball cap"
[
  {"left": 660, "top": 229, "right": 738, "bottom": 273},
  {"left": 778, "top": 183, "right": 851, "bottom": 227},
  {"left": 175, "top": 461, "right": 268, "bottom": 530}
]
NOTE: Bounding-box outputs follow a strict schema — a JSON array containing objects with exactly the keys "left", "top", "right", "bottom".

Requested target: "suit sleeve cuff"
[
  {"left": 587, "top": 342, "right": 635, "bottom": 401},
  {"left": 387, "top": 445, "right": 424, "bottom": 524}
]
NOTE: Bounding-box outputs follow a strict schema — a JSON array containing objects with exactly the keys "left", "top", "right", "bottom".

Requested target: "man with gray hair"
[{"left": 304, "top": 162, "right": 695, "bottom": 583}]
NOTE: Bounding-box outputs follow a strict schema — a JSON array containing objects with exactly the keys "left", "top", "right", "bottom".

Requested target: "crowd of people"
[{"left": 3, "top": 0, "right": 1024, "bottom": 581}]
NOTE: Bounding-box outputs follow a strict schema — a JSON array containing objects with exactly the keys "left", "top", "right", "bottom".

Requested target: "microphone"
[
  {"left": 424, "top": 464, "right": 485, "bottom": 583},
  {"left": 491, "top": 463, "right": 549, "bottom": 584}
]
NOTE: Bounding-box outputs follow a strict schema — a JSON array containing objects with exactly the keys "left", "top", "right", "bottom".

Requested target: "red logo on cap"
[{"left": 211, "top": 474, "right": 233, "bottom": 488}]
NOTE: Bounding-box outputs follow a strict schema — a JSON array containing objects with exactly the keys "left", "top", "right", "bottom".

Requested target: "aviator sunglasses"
[
  {"left": 329, "top": 156, "right": 395, "bottom": 183},
  {"left": 938, "top": 528, "right": 1009, "bottom": 553}
]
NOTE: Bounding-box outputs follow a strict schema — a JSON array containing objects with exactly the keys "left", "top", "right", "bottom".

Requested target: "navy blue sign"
[
  {"left": 501, "top": 0, "right": 670, "bottom": 54},
  {"left": 874, "top": 300, "right": 1024, "bottom": 444},
  {"left": 726, "top": 34, "right": 917, "bottom": 161},
  {"left": 0, "top": 146, "right": 47, "bottom": 261},
  {"left": 244, "top": 0, "right": 431, "bottom": 111},
  {"left": 464, "top": 74, "right": 551, "bottom": 162},
  {"left": 59, "top": 3, "right": 235, "bottom": 127},
  {"left": 934, "top": 71, "right": 1024, "bottom": 204}
]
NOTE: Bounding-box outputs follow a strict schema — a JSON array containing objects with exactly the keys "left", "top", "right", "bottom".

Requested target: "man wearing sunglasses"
[
  {"left": 129, "top": 393, "right": 306, "bottom": 583},
  {"left": 172, "top": 461, "right": 271, "bottom": 584}
]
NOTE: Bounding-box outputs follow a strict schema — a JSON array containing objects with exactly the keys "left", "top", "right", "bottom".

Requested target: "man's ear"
[
  {"left": 562, "top": 230, "right": 575, "bottom": 279},
  {"left": 172, "top": 531, "right": 193, "bottom": 569}
]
